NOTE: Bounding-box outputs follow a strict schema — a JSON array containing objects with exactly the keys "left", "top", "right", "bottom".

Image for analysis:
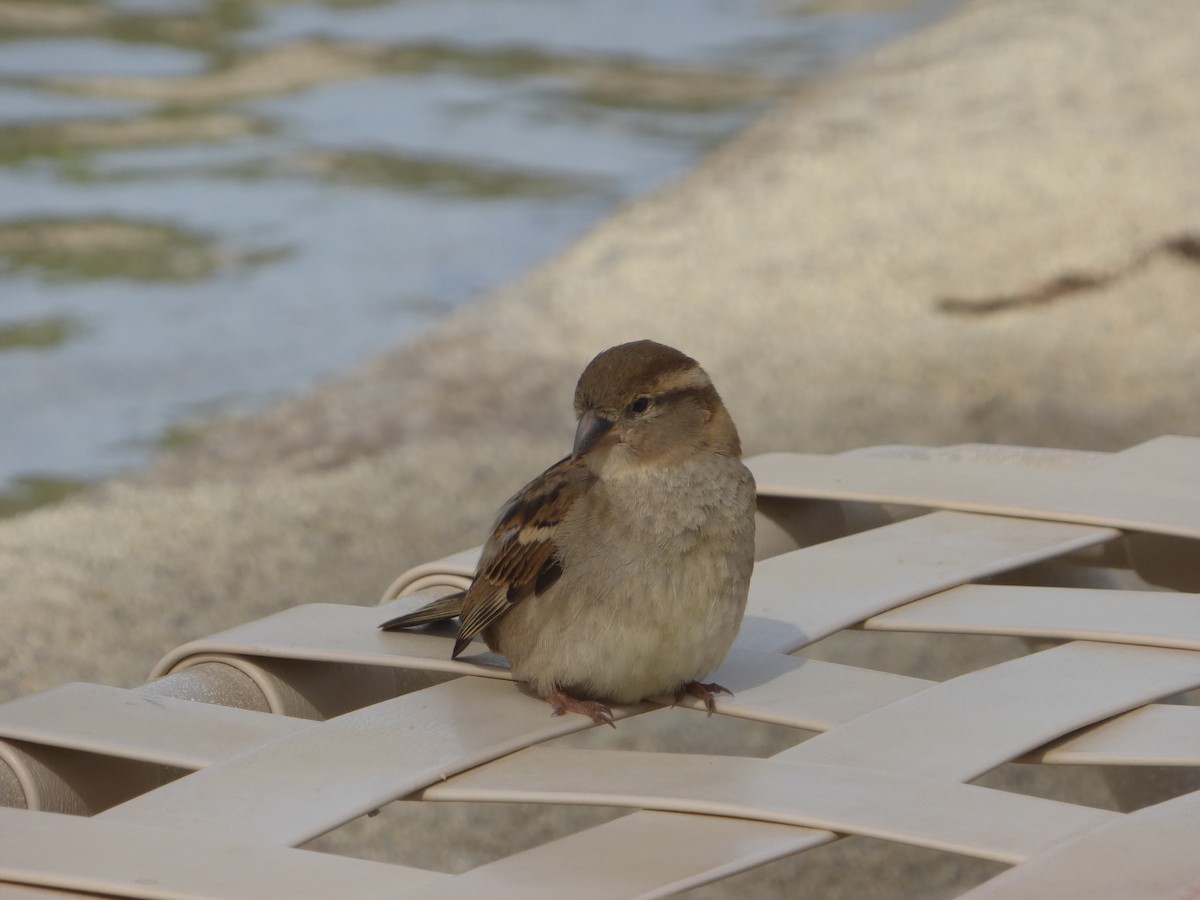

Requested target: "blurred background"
[{"left": 0, "top": 0, "right": 953, "bottom": 515}]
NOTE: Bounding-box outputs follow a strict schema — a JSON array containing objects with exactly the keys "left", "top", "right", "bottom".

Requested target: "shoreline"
[{"left": 0, "top": 0, "right": 938, "bottom": 507}]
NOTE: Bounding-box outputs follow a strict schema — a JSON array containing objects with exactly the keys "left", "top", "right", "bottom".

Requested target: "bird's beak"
[{"left": 572, "top": 409, "right": 615, "bottom": 459}]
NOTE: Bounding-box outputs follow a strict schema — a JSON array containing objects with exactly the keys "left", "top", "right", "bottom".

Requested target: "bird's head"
[{"left": 571, "top": 340, "right": 741, "bottom": 472}]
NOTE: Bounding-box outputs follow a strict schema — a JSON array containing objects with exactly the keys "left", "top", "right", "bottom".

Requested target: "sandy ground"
[{"left": 2, "top": 0, "right": 1198, "bottom": 894}]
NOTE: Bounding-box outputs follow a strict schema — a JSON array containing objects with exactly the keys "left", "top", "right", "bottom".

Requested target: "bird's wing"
[
  {"left": 453, "top": 455, "right": 590, "bottom": 658},
  {"left": 378, "top": 590, "right": 465, "bottom": 631}
]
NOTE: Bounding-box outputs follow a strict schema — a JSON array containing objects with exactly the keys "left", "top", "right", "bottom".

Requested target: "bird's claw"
[
  {"left": 549, "top": 689, "right": 616, "bottom": 728},
  {"left": 674, "top": 680, "right": 733, "bottom": 716}
]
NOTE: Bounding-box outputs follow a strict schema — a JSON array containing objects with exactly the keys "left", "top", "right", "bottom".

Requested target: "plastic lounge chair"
[{"left": 1, "top": 436, "right": 1197, "bottom": 898}]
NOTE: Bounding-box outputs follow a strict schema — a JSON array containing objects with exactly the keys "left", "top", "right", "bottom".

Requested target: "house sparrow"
[{"left": 380, "top": 340, "right": 756, "bottom": 726}]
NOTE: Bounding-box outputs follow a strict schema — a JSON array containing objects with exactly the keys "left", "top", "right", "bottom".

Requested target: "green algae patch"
[
  {"left": 48, "top": 39, "right": 388, "bottom": 103},
  {"left": 154, "top": 423, "right": 205, "bottom": 453},
  {"left": 0, "top": 1, "right": 105, "bottom": 39},
  {"left": 0, "top": 217, "right": 286, "bottom": 282},
  {"left": 0, "top": 475, "right": 89, "bottom": 518},
  {"left": 47, "top": 36, "right": 788, "bottom": 109},
  {"left": 104, "top": 2, "right": 256, "bottom": 52},
  {"left": 0, "top": 112, "right": 266, "bottom": 166},
  {"left": 0, "top": 315, "right": 87, "bottom": 351},
  {"left": 315, "top": 0, "right": 396, "bottom": 8},
  {"left": 234, "top": 150, "right": 602, "bottom": 199},
  {"left": 0, "top": 217, "right": 219, "bottom": 281},
  {"left": 376, "top": 42, "right": 788, "bottom": 110},
  {"left": 0, "top": 0, "right": 252, "bottom": 50}
]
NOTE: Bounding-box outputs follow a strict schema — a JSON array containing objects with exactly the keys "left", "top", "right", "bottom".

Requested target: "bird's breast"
[{"left": 490, "top": 453, "right": 756, "bottom": 703}]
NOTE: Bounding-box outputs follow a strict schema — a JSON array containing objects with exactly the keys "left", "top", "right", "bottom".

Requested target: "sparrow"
[{"left": 380, "top": 340, "right": 756, "bottom": 726}]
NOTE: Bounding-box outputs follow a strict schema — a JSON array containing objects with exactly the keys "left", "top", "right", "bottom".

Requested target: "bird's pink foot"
[
  {"left": 549, "top": 689, "right": 615, "bottom": 728},
  {"left": 675, "top": 680, "right": 733, "bottom": 716}
]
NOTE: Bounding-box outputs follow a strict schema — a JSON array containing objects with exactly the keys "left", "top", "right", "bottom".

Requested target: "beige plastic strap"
[
  {"left": 0, "top": 438, "right": 1195, "bottom": 898},
  {"left": 961, "top": 789, "right": 1200, "bottom": 899},
  {"left": 866, "top": 583, "right": 1200, "bottom": 650},
  {"left": 0, "top": 886, "right": 70, "bottom": 898},
  {"left": 149, "top": 597, "right": 511, "bottom": 682},
  {"left": 402, "top": 811, "right": 830, "bottom": 900},
  {"left": 697, "top": 649, "right": 932, "bottom": 730},
  {"left": 0, "top": 806, "right": 445, "bottom": 899},
  {"left": 1033, "top": 704, "right": 1200, "bottom": 766},
  {"left": 424, "top": 747, "right": 1117, "bottom": 864},
  {"left": 782, "top": 641, "right": 1200, "bottom": 779},
  {"left": 749, "top": 437, "right": 1200, "bottom": 539},
  {"left": 100, "top": 677, "right": 616, "bottom": 845},
  {"left": 0, "top": 683, "right": 312, "bottom": 769},
  {"left": 738, "top": 511, "right": 1114, "bottom": 653}
]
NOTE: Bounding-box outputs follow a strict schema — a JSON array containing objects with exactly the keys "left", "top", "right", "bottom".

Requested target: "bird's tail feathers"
[{"left": 379, "top": 590, "right": 465, "bottom": 631}]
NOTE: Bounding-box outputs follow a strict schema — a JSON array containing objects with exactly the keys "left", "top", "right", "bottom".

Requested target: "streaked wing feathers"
[{"left": 453, "top": 455, "right": 590, "bottom": 657}]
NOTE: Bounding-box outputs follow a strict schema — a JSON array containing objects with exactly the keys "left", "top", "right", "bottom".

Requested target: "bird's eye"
[{"left": 629, "top": 395, "right": 653, "bottom": 415}]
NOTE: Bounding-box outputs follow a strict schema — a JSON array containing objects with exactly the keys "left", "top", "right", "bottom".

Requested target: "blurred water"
[{"left": 0, "top": 0, "right": 951, "bottom": 506}]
